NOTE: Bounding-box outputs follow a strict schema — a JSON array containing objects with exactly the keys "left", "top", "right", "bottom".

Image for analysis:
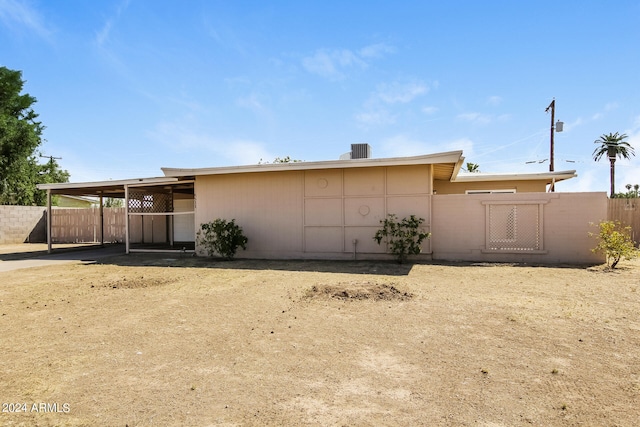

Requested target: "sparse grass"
[{"left": 0, "top": 255, "right": 639, "bottom": 426}]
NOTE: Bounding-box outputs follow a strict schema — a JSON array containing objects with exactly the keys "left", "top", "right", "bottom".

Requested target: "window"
[{"left": 466, "top": 189, "right": 516, "bottom": 194}]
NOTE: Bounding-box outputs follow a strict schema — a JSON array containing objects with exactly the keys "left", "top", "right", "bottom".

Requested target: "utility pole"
[
  {"left": 545, "top": 99, "right": 556, "bottom": 173},
  {"left": 39, "top": 154, "right": 62, "bottom": 171},
  {"left": 544, "top": 99, "right": 563, "bottom": 191}
]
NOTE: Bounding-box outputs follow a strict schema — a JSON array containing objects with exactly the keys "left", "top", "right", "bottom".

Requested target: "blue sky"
[{"left": 1, "top": 0, "right": 639, "bottom": 192}]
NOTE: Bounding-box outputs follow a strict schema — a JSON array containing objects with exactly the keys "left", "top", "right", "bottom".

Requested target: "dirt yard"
[{"left": 1, "top": 250, "right": 639, "bottom": 426}]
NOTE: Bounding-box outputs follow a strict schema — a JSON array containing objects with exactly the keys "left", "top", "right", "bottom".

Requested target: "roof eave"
[
  {"left": 452, "top": 170, "right": 577, "bottom": 183},
  {"left": 37, "top": 177, "right": 179, "bottom": 192},
  {"left": 162, "top": 151, "right": 464, "bottom": 177}
]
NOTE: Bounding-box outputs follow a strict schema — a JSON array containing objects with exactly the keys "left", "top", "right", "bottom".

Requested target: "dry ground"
[{"left": 1, "top": 250, "right": 639, "bottom": 426}]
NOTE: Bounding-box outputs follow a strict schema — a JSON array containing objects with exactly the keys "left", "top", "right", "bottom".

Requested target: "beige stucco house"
[
  {"left": 56, "top": 195, "right": 99, "bottom": 208},
  {"left": 38, "top": 148, "right": 606, "bottom": 264}
]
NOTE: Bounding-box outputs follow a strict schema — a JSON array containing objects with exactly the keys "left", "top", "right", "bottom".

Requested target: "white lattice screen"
[
  {"left": 128, "top": 190, "right": 173, "bottom": 213},
  {"left": 487, "top": 204, "right": 540, "bottom": 251}
]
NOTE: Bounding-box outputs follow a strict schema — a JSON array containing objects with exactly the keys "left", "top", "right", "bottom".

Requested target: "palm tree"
[{"left": 593, "top": 132, "right": 635, "bottom": 197}]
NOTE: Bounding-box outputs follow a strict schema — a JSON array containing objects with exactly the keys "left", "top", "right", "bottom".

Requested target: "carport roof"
[{"left": 37, "top": 177, "right": 181, "bottom": 197}]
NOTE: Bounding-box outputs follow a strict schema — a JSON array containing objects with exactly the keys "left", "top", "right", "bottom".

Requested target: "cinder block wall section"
[{"left": 0, "top": 205, "right": 47, "bottom": 244}]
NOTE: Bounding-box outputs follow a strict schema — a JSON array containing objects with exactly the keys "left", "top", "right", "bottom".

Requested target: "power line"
[{"left": 39, "top": 154, "right": 62, "bottom": 162}]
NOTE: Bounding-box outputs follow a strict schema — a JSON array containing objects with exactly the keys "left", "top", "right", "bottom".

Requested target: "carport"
[{"left": 37, "top": 177, "right": 195, "bottom": 254}]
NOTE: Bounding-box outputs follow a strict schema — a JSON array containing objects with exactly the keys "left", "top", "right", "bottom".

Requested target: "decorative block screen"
[
  {"left": 487, "top": 203, "right": 541, "bottom": 251},
  {"left": 128, "top": 190, "right": 173, "bottom": 213}
]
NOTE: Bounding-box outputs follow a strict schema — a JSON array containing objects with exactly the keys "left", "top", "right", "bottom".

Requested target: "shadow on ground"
[
  {"left": 2, "top": 243, "right": 598, "bottom": 274},
  {"left": 0, "top": 244, "right": 124, "bottom": 262},
  {"left": 94, "top": 253, "right": 416, "bottom": 276},
  {"left": 93, "top": 252, "right": 598, "bottom": 275}
]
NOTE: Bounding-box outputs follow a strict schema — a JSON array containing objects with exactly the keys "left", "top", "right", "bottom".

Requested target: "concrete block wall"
[{"left": 0, "top": 205, "right": 47, "bottom": 244}]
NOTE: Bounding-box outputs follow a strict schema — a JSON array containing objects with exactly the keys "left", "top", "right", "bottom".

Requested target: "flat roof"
[
  {"left": 162, "top": 151, "right": 466, "bottom": 181},
  {"left": 36, "top": 151, "right": 579, "bottom": 198}
]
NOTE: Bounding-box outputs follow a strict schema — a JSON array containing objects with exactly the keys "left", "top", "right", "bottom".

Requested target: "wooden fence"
[
  {"left": 52, "top": 208, "right": 126, "bottom": 243},
  {"left": 608, "top": 198, "right": 640, "bottom": 243}
]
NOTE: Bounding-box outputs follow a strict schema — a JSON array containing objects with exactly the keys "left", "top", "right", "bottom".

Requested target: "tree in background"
[
  {"left": 259, "top": 156, "right": 303, "bottom": 164},
  {"left": 0, "top": 66, "right": 69, "bottom": 205},
  {"left": 592, "top": 132, "right": 635, "bottom": 198},
  {"left": 104, "top": 197, "right": 124, "bottom": 208},
  {"left": 464, "top": 162, "right": 480, "bottom": 173},
  {"left": 614, "top": 183, "right": 640, "bottom": 199}
]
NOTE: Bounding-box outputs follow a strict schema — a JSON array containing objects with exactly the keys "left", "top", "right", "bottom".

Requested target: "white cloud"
[
  {"left": 0, "top": 0, "right": 51, "bottom": 40},
  {"left": 302, "top": 43, "right": 394, "bottom": 80},
  {"left": 302, "top": 48, "right": 366, "bottom": 80},
  {"left": 379, "top": 135, "right": 474, "bottom": 158},
  {"left": 589, "top": 102, "right": 619, "bottom": 122},
  {"left": 236, "top": 93, "right": 266, "bottom": 113},
  {"left": 375, "top": 81, "right": 428, "bottom": 104},
  {"left": 619, "top": 165, "right": 640, "bottom": 189},
  {"left": 148, "top": 118, "right": 274, "bottom": 166},
  {"left": 355, "top": 109, "right": 396, "bottom": 127},
  {"left": 457, "top": 112, "right": 492, "bottom": 125},
  {"left": 562, "top": 117, "right": 584, "bottom": 132},
  {"left": 358, "top": 43, "right": 395, "bottom": 59},
  {"left": 224, "top": 140, "right": 274, "bottom": 165},
  {"left": 422, "top": 106, "right": 438, "bottom": 115},
  {"left": 380, "top": 135, "right": 431, "bottom": 157},
  {"left": 624, "top": 115, "right": 640, "bottom": 162},
  {"left": 355, "top": 79, "right": 430, "bottom": 127},
  {"left": 486, "top": 96, "right": 502, "bottom": 106},
  {"left": 448, "top": 137, "right": 475, "bottom": 157},
  {"left": 558, "top": 168, "right": 600, "bottom": 193},
  {"left": 95, "top": 20, "right": 112, "bottom": 46},
  {"left": 95, "top": 0, "right": 130, "bottom": 46}
]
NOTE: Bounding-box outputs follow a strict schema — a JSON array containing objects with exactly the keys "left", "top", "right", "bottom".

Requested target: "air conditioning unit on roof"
[{"left": 350, "top": 143, "right": 371, "bottom": 159}]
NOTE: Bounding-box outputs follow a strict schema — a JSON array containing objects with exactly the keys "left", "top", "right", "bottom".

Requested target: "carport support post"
[
  {"left": 46, "top": 189, "right": 52, "bottom": 253},
  {"left": 125, "top": 184, "right": 130, "bottom": 254},
  {"left": 99, "top": 193, "right": 104, "bottom": 247}
]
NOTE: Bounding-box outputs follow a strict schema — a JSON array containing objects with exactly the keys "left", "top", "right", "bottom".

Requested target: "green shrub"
[
  {"left": 589, "top": 220, "right": 638, "bottom": 269},
  {"left": 197, "top": 218, "right": 248, "bottom": 260},
  {"left": 373, "top": 214, "right": 431, "bottom": 263}
]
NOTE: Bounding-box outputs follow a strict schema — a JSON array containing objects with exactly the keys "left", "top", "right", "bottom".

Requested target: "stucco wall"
[
  {"left": 195, "top": 171, "right": 306, "bottom": 258},
  {"left": 431, "top": 192, "right": 607, "bottom": 264},
  {"left": 194, "top": 165, "right": 432, "bottom": 259},
  {"left": 434, "top": 179, "right": 546, "bottom": 194},
  {"left": 193, "top": 168, "right": 606, "bottom": 264},
  {"left": 56, "top": 196, "right": 96, "bottom": 208}
]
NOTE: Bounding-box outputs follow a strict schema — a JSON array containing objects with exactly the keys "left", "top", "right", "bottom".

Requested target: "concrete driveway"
[{"left": 0, "top": 244, "right": 126, "bottom": 273}]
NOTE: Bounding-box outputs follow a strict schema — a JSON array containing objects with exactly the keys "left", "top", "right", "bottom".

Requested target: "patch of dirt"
[
  {"left": 306, "top": 282, "right": 413, "bottom": 301},
  {"left": 1, "top": 255, "right": 639, "bottom": 426},
  {"left": 99, "top": 275, "right": 174, "bottom": 289}
]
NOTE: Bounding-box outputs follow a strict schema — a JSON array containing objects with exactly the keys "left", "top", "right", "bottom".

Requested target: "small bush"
[
  {"left": 589, "top": 220, "right": 638, "bottom": 269},
  {"left": 197, "top": 218, "right": 248, "bottom": 260},
  {"left": 373, "top": 214, "right": 431, "bottom": 263}
]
